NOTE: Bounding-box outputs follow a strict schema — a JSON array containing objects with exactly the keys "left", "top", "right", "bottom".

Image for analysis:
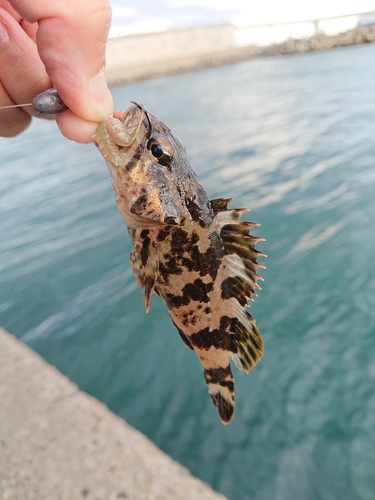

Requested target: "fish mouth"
[
  {"left": 130, "top": 101, "right": 153, "bottom": 140},
  {"left": 115, "top": 102, "right": 146, "bottom": 144}
]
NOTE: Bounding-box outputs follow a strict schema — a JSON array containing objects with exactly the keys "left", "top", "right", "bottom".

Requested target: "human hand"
[{"left": 0, "top": 0, "right": 114, "bottom": 142}]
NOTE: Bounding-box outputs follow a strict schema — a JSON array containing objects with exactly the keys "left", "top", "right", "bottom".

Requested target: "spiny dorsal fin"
[
  {"left": 211, "top": 197, "right": 266, "bottom": 303},
  {"left": 229, "top": 302, "right": 263, "bottom": 372}
]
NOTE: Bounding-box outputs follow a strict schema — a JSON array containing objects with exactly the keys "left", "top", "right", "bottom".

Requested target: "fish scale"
[{"left": 93, "top": 103, "right": 266, "bottom": 423}]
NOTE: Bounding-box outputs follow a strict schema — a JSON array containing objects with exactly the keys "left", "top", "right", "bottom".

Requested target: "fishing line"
[{"left": 0, "top": 103, "right": 33, "bottom": 109}]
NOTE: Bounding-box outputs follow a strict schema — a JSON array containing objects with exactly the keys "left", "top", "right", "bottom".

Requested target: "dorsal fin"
[
  {"left": 211, "top": 198, "right": 266, "bottom": 372},
  {"left": 229, "top": 300, "right": 263, "bottom": 372},
  {"left": 211, "top": 198, "right": 266, "bottom": 303}
]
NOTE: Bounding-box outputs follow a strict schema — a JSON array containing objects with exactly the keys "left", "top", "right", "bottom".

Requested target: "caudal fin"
[{"left": 204, "top": 365, "right": 235, "bottom": 424}]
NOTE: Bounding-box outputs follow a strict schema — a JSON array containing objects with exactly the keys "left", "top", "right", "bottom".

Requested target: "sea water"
[{"left": 1, "top": 44, "right": 375, "bottom": 500}]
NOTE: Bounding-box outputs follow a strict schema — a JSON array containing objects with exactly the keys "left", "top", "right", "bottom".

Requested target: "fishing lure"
[{"left": 0, "top": 88, "right": 67, "bottom": 114}]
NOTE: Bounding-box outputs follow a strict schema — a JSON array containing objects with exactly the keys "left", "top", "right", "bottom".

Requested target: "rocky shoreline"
[{"left": 261, "top": 24, "right": 375, "bottom": 56}]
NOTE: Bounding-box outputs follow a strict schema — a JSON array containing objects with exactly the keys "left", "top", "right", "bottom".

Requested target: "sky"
[{"left": 109, "top": 0, "right": 375, "bottom": 36}]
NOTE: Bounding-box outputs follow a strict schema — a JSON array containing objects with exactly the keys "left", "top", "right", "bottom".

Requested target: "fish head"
[{"left": 93, "top": 103, "right": 213, "bottom": 228}]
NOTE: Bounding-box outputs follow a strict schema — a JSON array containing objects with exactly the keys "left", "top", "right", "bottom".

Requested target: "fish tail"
[{"left": 203, "top": 364, "right": 235, "bottom": 424}]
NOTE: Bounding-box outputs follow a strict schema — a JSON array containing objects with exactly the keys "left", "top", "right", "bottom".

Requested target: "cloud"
[
  {"left": 232, "top": 0, "right": 375, "bottom": 26},
  {"left": 111, "top": 6, "right": 138, "bottom": 18},
  {"left": 169, "top": 0, "right": 242, "bottom": 9},
  {"left": 109, "top": 0, "right": 375, "bottom": 35},
  {"left": 109, "top": 18, "right": 171, "bottom": 38}
]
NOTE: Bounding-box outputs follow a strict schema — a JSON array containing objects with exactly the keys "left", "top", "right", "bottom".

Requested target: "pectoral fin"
[{"left": 130, "top": 233, "right": 159, "bottom": 312}]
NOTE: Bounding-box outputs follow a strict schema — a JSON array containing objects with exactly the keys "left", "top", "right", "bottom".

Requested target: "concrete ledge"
[
  {"left": 0, "top": 328, "right": 226, "bottom": 500},
  {"left": 105, "top": 45, "right": 259, "bottom": 86}
]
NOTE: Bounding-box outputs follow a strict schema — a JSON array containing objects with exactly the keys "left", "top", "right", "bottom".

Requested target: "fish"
[{"left": 93, "top": 103, "right": 266, "bottom": 424}]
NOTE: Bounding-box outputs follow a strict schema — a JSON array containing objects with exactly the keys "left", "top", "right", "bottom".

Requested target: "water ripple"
[{"left": 2, "top": 44, "right": 375, "bottom": 500}]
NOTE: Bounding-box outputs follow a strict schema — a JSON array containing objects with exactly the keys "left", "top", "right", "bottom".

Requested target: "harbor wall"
[
  {"left": 104, "top": 20, "right": 375, "bottom": 85},
  {"left": 0, "top": 327, "right": 226, "bottom": 500}
]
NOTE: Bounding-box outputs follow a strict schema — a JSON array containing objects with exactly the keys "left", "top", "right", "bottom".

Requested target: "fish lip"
[{"left": 130, "top": 101, "right": 153, "bottom": 140}]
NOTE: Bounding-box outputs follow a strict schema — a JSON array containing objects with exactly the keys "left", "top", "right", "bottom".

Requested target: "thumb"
[{"left": 9, "top": 0, "right": 114, "bottom": 123}]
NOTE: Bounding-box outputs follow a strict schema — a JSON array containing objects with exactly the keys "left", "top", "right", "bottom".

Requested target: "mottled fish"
[{"left": 93, "top": 103, "right": 265, "bottom": 423}]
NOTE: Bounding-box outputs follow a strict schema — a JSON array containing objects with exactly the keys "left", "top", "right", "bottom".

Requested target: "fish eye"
[
  {"left": 147, "top": 139, "right": 173, "bottom": 167},
  {"left": 151, "top": 143, "right": 164, "bottom": 158}
]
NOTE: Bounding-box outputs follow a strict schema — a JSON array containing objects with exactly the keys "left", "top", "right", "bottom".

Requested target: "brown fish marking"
[{"left": 93, "top": 103, "right": 266, "bottom": 424}]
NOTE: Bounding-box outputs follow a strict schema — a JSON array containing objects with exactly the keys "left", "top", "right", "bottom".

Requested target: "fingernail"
[
  {"left": 88, "top": 71, "right": 113, "bottom": 118},
  {"left": 0, "top": 18, "right": 10, "bottom": 46}
]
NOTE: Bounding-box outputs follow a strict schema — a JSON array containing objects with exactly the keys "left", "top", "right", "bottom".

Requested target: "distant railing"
[
  {"left": 234, "top": 11, "right": 375, "bottom": 46},
  {"left": 238, "top": 10, "right": 375, "bottom": 29}
]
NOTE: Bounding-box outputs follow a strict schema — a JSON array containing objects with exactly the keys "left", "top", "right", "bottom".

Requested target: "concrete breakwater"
[
  {"left": 105, "top": 23, "right": 375, "bottom": 85},
  {"left": 262, "top": 24, "right": 375, "bottom": 56},
  {"left": 0, "top": 328, "right": 226, "bottom": 500}
]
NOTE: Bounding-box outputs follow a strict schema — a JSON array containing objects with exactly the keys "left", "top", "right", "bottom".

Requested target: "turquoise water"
[{"left": 1, "top": 44, "right": 375, "bottom": 499}]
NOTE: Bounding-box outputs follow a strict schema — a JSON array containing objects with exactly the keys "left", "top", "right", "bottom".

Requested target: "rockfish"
[{"left": 93, "top": 103, "right": 265, "bottom": 423}]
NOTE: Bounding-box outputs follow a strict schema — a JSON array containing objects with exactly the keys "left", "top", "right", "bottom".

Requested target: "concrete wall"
[
  {"left": 107, "top": 24, "right": 236, "bottom": 67},
  {"left": 105, "top": 24, "right": 238, "bottom": 84},
  {"left": 0, "top": 328, "right": 226, "bottom": 500}
]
